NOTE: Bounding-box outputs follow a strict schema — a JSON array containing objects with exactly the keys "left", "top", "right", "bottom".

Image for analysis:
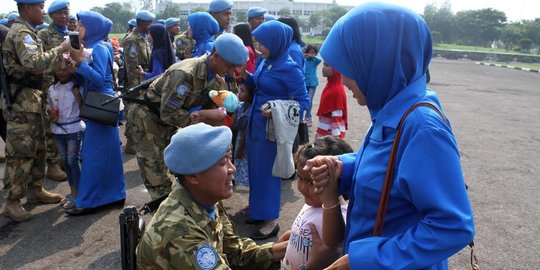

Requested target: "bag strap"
[{"left": 372, "top": 102, "right": 478, "bottom": 269}]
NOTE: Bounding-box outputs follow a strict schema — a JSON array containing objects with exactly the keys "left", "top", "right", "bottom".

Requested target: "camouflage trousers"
[
  {"left": 2, "top": 111, "right": 46, "bottom": 200},
  {"left": 127, "top": 104, "right": 175, "bottom": 199},
  {"left": 42, "top": 112, "right": 63, "bottom": 166}
]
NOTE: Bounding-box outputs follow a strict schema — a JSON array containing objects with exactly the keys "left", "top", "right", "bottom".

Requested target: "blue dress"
[
  {"left": 247, "top": 21, "right": 310, "bottom": 221},
  {"left": 75, "top": 11, "right": 126, "bottom": 209},
  {"left": 320, "top": 4, "right": 474, "bottom": 269}
]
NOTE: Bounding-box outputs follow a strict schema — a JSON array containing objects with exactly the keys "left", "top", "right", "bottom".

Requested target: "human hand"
[
  {"left": 271, "top": 240, "right": 288, "bottom": 261},
  {"left": 277, "top": 229, "right": 291, "bottom": 243},
  {"left": 303, "top": 156, "right": 341, "bottom": 203},
  {"left": 190, "top": 111, "right": 201, "bottom": 124},
  {"left": 306, "top": 224, "right": 336, "bottom": 269},
  {"left": 135, "top": 65, "right": 144, "bottom": 76},
  {"left": 324, "top": 254, "right": 350, "bottom": 270},
  {"left": 68, "top": 42, "right": 85, "bottom": 67},
  {"left": 58, "top": 39, "right": 70, "bottom": 53},
  {"left": 47, "top": 108, "right": 59, "bottom": 122}
]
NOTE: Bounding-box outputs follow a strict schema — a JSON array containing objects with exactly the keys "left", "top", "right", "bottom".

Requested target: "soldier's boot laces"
[
  {"left": 3, "top": 199, "right": 31, "bottom": 222},
  {"left": 27, "top": 187, "right": 63, "bottom": 204},
  {"left": 47, "top": 164, "right": 67, "bottom": 181},
  {"left": 124, "top": 137, "right": 136, "bottom": 155}
]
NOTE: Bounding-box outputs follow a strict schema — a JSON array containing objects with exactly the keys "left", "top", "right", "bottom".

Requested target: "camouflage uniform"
[
  {"left": 126, "top": 55, "right": 222, "bottom": 199},
  {"left": 122, "top": 30, "right": 151, "bottom": 142},
  {"left": 1, "top": 18, "right": 62, "bottom": 200},
  {"left": 136, "top": 181, "right": 280, "bottom": 269},
  {"left": 37, "top": 24, "right": 65, "bottom": 170},
  {"left": 174, "top": 30, "right": 194, "bottom": 61}
]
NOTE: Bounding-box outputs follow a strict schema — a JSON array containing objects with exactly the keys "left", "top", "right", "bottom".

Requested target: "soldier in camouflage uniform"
[
  {"left": 121, "top": 10, "right": 154, "bottom": 154},
  {"left": 174, "top": 29, "right": 193, "bottom": 61},
  {"left": 165, "top": 17, "right": 180, "bottom": 61},
  {"left": 126, "top": 33, "right": 248, "bottom": 200},
  {"left": 36, "top": 0, "right": 71, "bottom": 181},
  {"left": 136, "top": 123, "right": 286, "bottom": 269},
  {"left": 1, "top": 0, "right": 68, "bottom": 222}
]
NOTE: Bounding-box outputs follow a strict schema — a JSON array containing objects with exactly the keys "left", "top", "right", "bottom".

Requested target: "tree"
[
  {"left": 308, "top": 12, "right": 321, "bottom": 29},
  {"left": 523, "top": 19, "right": 540, "bottom": 53},
  {"left": 326, "top": 6, "right": 348, "bottom": 27},
  {"left": 157, "top": 1, "right": 181, "bottom": 20},
  {"left": 191, "top": 6, "right": 207, "bottom": 13},
  {"left": 500, "top": 22, "right": 525, "bottom": 50},
  {"left": 455, "top": 8, "right": 506, "bottom": 46},
  {"left": 279, "top": 7, "right": 291, "bottom": 16},
  {"left": 518, "top": 38, "right": 533, "bottom": 52},
  {"left": 423, "top": 1, "right": 456, "bottom": 43},
  {"left": 91, "top": 2, "right": 135, "bottom": 34},
  {"left": 234, "top": 9, "right": 247, "bottom": 24}
]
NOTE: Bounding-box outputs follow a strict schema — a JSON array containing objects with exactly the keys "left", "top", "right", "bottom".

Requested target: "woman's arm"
[
  {"left": 75, "top": 45, "right": 109, "bottom": 90},
  {"left": 143, "top": 57, "right": 166, "bottom": 80}
]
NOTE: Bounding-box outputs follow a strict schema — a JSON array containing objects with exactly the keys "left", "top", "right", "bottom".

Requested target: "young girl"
[
  {"left": 48, "top": 67, "right": 85, "bottom": 209},
  {"left": 281, "top": 136, "right": 353, "bottom": 270},
  {"left": 303, "top": 44, "right": 323, "bottom": 125},
  {"left": 233, "top": 84, "right": 253, "bottom": 188},
  {"left": 315, "top": 62, "right": 348, "bottom": 139}
]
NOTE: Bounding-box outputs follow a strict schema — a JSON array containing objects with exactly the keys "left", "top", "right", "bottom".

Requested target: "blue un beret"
[
  {"left": 136, "top": 10, "right": 156, "bottom": 22},
  {"left": 165, "top": 18, "right": 180, "bottom": 29},
  {"left": 48, "top": 0, "right": 69, "bottom": 14},
  {"left": 35, "top": 23, "right": 49, "bottom": 31},
  {"left": 14, "top": 0, "right": 44, "bottom": 4},
  {"left": 247, "top": 7, "right": 267, "bottom": 18},
  {"left": 7, "top": 13, "right": 19, "bottom": 22},
  {"left": 128, "top": 19, "right": 137, "bottom": 27},
  {"left": 264, "top": 14, "right": 277, "bottom": 21},
  {"left": 0, "top": 19, "right": 8, "bottom": 26},
  {"left": 156, "top": 19, "right": 165, "bottom": 25},
  {"left": 214, "top": 33, "right": 248, "bottom": 66},
  {"left": 164, "top": 123, "right": 232, "bottom": 175},
  {"left": 208, "top": 0, "right": 233, "bottom": 12}
]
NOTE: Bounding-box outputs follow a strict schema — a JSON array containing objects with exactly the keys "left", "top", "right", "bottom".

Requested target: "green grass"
[
  {"left": 302, "top": 36, "right": 325, "bottom": 45},
  {"left": 495, "top": 62, "right": 540, "bottom": 70},
  {"left": 434, "top": 43, "right": 536, "bottom": 55}
]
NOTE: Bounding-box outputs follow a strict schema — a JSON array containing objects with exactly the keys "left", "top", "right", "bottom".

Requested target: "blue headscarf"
[
  {"left": 252, "top": 20, "right": 292, "bottom": 64},
  {"left": 77, "top": 11, "right": 113, "bottom": 48},
  {"left": 148, "top": 23, "right": 175, "bottom": 72},
  {"left": 188, "top": 12, "right": 220, "bottom": 57},
  {"left": 320, "top": 3, "right": 432, "bottom": 115}
]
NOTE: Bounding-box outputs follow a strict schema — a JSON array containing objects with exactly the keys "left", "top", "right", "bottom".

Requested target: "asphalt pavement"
[{"left": 0, "top": 58, "right": 539, "bottom": 269}]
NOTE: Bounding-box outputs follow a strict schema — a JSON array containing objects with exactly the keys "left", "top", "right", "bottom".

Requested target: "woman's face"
[
  {"left": 342, "top": 75, "right": 366, "bottom": 106},
  {"left": 78, "top": 21, "right": 86, "bottom": 42},
  {"left": 259, "top": 44, "right": 270, "bottom": 58}
]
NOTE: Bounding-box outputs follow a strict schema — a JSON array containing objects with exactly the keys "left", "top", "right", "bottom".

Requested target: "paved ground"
[{"left": 0, "top": 58, "right": 539, "bottom": 269}]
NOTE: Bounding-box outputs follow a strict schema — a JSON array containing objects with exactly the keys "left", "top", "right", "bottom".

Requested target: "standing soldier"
[
  {"left": 1, "top": 0, "right": 68, "bottom": 222},
  {"left": 247, "top": 6, "right": 267, "bottom": 31},
  {"left": 37, "top": 0, "right": 70, "bottom": 181},
  {"left": 67, "top": 14, "right": 76, "bottom": 31},
  {"left": 122, "top": 10, "right": 154, "bottom": 154},
  {"left": 6, "top": 13, "right": 20, "bottom": 28},
  {"left": 208, "top": 0, "right": 233, "bottom": 34},
  {"left": 126, "top": 33, "right": 248, "bottom": 199},
  {"left": 165, "top": 17, "right": 180, "bottom": 61},
  {"left": 175, "top": 26, "right": 193, "bottom": 61}
]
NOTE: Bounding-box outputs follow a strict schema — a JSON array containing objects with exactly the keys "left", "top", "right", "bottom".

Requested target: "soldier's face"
[
  {"left": 138, "top": 20, "right": 152, "bottom": 33},
  {"left": 168, "top": 25, "right": 180, "bottom": 36},
  {"left": 248, "top": 16, "right": 264, "bottom": 31},
  {"left": 193, "top": 151, "right": 235, "bottom": 203},
  {"left": 25, "top": 3, "right": 45, "bottom": 25},
  {"left": 212, "top": 10, "right": 232, "bottom": 30},
  {"left": 49, "top": 8, "right": 69, "bottom": 27}
]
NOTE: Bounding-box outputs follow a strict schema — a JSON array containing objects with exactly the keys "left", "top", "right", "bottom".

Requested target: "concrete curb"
[{"left": 476, "top": 62, "right": 540, "bottom": 73}]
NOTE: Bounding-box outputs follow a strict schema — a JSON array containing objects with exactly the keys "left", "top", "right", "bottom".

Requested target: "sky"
[{"left": 1, "top": 0, "right": 539, "bottom": 22}]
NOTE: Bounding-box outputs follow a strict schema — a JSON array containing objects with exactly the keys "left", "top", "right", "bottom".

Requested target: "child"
[
  {"left": 48, "top": 67, "right": 85, "bottom": 210},
  {"left": 281, "top": 136, "right": 353, "bottom": 270},
  {"left": 303, "top": 44, "right": 323, "bottom": 126},
  {"left": 315, "top": 62, "right": 348, "bottom": 139},
  {"left": 233, "top": 84, "right": 253, "bottom": 188}
]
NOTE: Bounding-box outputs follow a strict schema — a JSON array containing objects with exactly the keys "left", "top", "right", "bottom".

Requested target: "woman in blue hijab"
[
  {"left": 136, "top": 23, "right": 175, "bottom": 79},
  {"left": 187, "top": 12, "right": 220, "bottom": 58},
  {"left": 307, "top": 3, "right": 475, "bottom": 269},
  {"left": 245, "top": 20, "right": 310, "bottom": 239},
  {"left": 66, "top": 11, "right": 126, "bottom": 215}
]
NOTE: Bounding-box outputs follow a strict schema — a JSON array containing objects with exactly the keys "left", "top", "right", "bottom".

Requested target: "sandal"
[{"left": 61, "top": 195, "right": 76, "bottom": 209}]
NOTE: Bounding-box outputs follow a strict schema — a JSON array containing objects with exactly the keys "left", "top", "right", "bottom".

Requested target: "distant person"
[
  {"left": 187, "top": 12, "right": 220, "bottom": 57},
  {"left": 6, "top": 12, "right": 19, "bottom": 28},
  {"left": 232, "top": 22, "right": 256, "bottom": 73},
  {"left": 135, "top": 23, "right": 175, "bottom": 79},
  {"left": 303, "top": 44, "right": 322, "bottom": 125},
  {"left": 315, "top": 62, "right": 348, "bottom": 139},
  {"left": 67, "top": 14, "right": 77, "bottom": 31},
  {"left": 247, "top": 6, "right": 266, "bottom": 31},
  {"left": 208, "top": 0, "right": 233, "bottom": 33},
  {"left": 278, "top": 17, "right": 305, "bottom": 70},
  {"left": 307, "top": 3, "right": 475, "bottom": 269},
  {"left": 165, "top": 17, "right": 181, "bottom": 59}
]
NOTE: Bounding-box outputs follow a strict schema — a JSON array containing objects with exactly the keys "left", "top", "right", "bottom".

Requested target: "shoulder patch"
[
  {"left": 129, "top": 45, "right": 137, "bottom": 54},
  {"left": 23, "top": 34, "right": 36, "bottom": 46},
  {"left": 176, "top": 84, "right": 188, "bottom": 96},
  {"left": 195, "top": 245, "right": 218, "bottom": 270}
]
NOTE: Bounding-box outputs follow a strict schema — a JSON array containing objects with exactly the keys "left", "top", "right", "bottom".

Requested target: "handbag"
[
  {"left": 79, "top": 59, "right": 120, "bottom": 126},
  {"left": 79, "top": 91, "right": 120, "bottom": 126},
  {"left": 373, "top": 102, "right": 479, "bottom": 270}
]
